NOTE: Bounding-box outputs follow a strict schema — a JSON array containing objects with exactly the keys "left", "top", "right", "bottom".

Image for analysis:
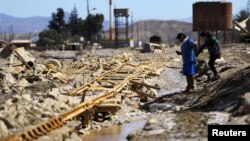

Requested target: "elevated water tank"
[{"left": 193, "top": 1, "right": 232, "bottom": 31}]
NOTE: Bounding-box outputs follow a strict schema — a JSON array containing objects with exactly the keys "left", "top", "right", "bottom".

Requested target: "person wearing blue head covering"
[{"left": 176, "top": 33, "right": 198, "bottom": 92}]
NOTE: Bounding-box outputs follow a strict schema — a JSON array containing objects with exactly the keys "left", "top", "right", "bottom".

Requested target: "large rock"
[
  {"left": 59, "top": 85, "right": 74, "bottom": 94},
  {"left": 40, "top": 98, "right": 55, "bottom": 112},
  {"left": 244, "top": 92, "right": 250, "bottom": 105},
  {"left": 15, "top": 113, "right": 30, "bottom": 127},
  {"left": 243, "top": 92, "right": 250, "bottom": 113},
  {"left": 144, "top": 118, "right": 161, "bottom": 131},
  {"left": 21, "top": 94, "right": 32, "bottom": 101},
  {"left": 57, "top": 94, "right": 69, "bottom": 103},
  {"left": 18, "top": 78, "right": 31, "bottom": 87},
  {"left": 215, "top": 57, "right": 226, "bottom": 63},
  {"left": 0, "top": 121, "right": 8, "bottom": 137},
  {"left": 47, "top": 88, "right": 60, "bottom": 99},
  {"left": 67, "top": 97, "right": 80, "bottom": 107},
  {"left": 5, "top": 73, "right": 17, "bottom": 84}
]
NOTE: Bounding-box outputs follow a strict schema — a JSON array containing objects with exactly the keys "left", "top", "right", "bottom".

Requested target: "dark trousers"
[{"left": 208, "top": 55, "right": 220, "bottom": 75}]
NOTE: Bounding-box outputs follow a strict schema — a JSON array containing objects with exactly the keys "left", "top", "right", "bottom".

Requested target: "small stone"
[
  {"left": 244, "top": 92, "right": 250, "bottom": 105},
  {"left": 147, "top": 118, "right": 158, "bottom": 125},
  {"left": 22, "top": 94, "right": 31, "bottom": 101},
  {"left": 175, "top": 106, "right": 181, "bottom": 111},
  {"left": 147, "top": 129, "right": 165, "bottom": 135},
  {"left": 79, "top": 129, "right": 87, "bottom": 134},
  {"left": 47, "top": 88, "right": 60, "bottom": 99}
]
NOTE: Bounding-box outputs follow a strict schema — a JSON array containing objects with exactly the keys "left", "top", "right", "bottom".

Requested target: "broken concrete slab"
[
  {"left": 12, "top": 47, "right": 36, "bottom": 69},
  {"left": 17, "top": 78, "right": 31, "bottom": 87}
]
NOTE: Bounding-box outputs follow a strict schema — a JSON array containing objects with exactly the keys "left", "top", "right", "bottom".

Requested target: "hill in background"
[
  {"left": 131, "top": 20, "right": 196, "bottom": 44},
  {"left": 0, "top": 13, "right": 50, "bottom": 34},
  {"left": 104, "top": 20, "right": 197, "bottom": 44},
  {"left": 0, "top": 13, "right": 196, "bottom": 43}
]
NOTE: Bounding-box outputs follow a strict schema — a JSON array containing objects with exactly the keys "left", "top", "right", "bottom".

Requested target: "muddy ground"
[
  {"left": 0, "top": 44, "right": 249, "bottom": 141},
  {"left": 128, "top": 44, "right": 250, "bottom": 141}
]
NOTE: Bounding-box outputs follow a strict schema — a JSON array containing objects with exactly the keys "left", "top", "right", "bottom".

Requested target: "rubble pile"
[
  {"left": 0, "top": 43, "right": 249, "bottom": 141},
  {"left": 0, "top": 45, "right": 168, "bottom": 140}
]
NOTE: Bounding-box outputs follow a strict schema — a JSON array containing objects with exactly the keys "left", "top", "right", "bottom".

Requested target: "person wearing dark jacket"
[{"left": 197, "top": 31, "right": 221, "bottom": 80}]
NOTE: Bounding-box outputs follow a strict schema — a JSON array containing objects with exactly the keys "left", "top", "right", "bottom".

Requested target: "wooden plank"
[
  {"left": 102, "top": 78, "right": 141, "bottom": 81},
  {"left": 90, "top": 86, "right": 111, "bottom": 91},
  {"left": 130, "top": 80, "right": 160, "bottom": 90},
  {"left": 131, "top": 89, "right": 156, "bottom": 99}
]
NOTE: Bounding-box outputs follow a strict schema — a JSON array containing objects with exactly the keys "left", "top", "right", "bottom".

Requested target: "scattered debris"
[{"left": 0, "top": 43, "right": 249, "bottom": 141}]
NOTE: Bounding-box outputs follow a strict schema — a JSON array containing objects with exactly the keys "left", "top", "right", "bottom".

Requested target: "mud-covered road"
[
  {"left": 128, "top": 44, "right": 250, "bottom": 141},
  {"left": 0, "top": 44, "right": 249, "bottom": 141}
]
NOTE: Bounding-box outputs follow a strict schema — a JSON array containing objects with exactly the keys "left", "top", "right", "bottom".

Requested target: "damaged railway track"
[{"left": 3, "top": 62, "right": 164, "bottom": 141}]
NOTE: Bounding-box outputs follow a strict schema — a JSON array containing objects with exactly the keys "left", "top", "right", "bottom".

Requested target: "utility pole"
[
  {"left": 8, "top": 26, "right": 11, "bottom": 42},
  {"left": 137, "top": 23, "right": 139, "bottom": 46},
  {"left": 109, "top": 0, "right": 113, "bottom": 43},
  {"left": 87, "top": 0, "right": 90, "bottom": 15},
  {"left": 131, "top": 12, "right": 133, "bottom": 39},
  {"left": 86, "top": 0, "right": 96, "bottom": 42},
  {"left": 168, "top": 34, "right": 170, "bottom": 45},
  {"left": 144, "top": 21, "right": 147, "bottom": 42},
  {"left": 11, "top": 25, "right": 14, "bottom": 40},
  {"left": 4, "top": 32, "right": 7, "bottom": 41}
]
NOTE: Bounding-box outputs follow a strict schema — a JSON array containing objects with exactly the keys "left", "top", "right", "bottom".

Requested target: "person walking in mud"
[
  {"left": 196, "top": 31, "right": 221, "bottom": 80},
  {"left": 175, "top": 33, "right": 198, "bottom": 92}
]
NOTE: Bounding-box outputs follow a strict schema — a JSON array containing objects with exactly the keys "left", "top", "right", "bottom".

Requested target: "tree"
[
  {"left": 37, "top": 7, "right": 105, "bottom": 47},
  {"left": 234, "top": 9, "right": 250, "bottom": 22},
  {"left": 77, "top": 19, "right": 85, "bottom": 34},
  {"left": 68, "top": 5, "right": 79, "bottom": 35},
  {"left": 48, "top": 8, "right": 66, "bottom": 33},
  {"left": 84, "top": 14, "right": 104, "bottom": 42},
  {"left": 37, "top": 29, "right": 63, "bottom": 46}
]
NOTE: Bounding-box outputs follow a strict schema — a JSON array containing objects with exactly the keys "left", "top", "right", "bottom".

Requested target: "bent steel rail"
[{"left": 3, "top": 63, "right": 161, "bottom": 141}]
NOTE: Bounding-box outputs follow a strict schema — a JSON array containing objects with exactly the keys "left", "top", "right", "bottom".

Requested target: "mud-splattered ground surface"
[
  {"left": 0, "top": 44, "right": 249, "bottom": 141},
  {"left": 128, "top": 44, "right": 250, "bottom": 141}
]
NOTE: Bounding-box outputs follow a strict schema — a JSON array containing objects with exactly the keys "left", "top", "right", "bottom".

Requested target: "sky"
[{"left": 0, "top": 0, "right": 248, "bottom": 20}]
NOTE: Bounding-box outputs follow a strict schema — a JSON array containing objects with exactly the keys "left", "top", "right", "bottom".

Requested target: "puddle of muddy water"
[{"left": 82, "top": 120, "right": 146, "bottom": 141}]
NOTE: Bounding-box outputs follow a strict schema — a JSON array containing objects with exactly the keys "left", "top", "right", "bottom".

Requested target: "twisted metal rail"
[{"left": 2, "top": 63, "right": 162, "bottom": 141}]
